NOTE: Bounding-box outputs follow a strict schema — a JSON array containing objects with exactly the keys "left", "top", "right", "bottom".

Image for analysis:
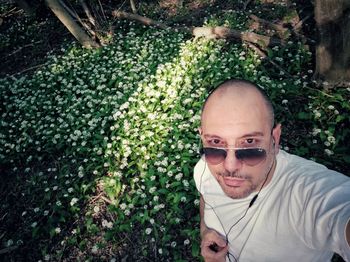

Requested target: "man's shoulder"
[{"left": 276, "top": 150, "right": 349, "bottom": 188}]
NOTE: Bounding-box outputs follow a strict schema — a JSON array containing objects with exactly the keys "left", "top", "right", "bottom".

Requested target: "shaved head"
[{"left": 201, "top": 79, "right": 275, "bottom": 129}]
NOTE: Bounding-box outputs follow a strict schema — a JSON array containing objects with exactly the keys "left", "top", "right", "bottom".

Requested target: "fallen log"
[
  {"left": 250, "top": 14, "right": 290, "bottom": 38},
  {"left": 112, "top": 10, "right": 284, "bottom": 47}
]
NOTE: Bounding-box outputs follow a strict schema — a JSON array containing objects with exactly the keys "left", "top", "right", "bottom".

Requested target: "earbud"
[{"left": 249, "top": 194, "right": 258, "bottom": 208}]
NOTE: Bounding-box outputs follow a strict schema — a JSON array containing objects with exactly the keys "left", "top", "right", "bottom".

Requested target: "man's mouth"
[{"left": 223, "top": 177, "right": 246, "bottom": 187}]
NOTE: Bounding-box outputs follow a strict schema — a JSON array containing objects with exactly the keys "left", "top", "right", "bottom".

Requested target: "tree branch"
[
  {"left": 113, "top": 10, "right": 169, "bottom": 29},
  {"left": 80, "top": 0, "right": 97, "bottom": 27},
  {"left": 243, "top": 0, "right": 253, "bottom": 10},
  {"left": 0, "top": 246, "right": 18, "bottom": 255},
  {"left": 130, "top": 0, "right": 137, "bottom": 14},
  {"left": 250, "top": 14, "right": 290, "bottom": 37},
  {"left": 112, "top": 11, "right": 283, "bottom": 47}
]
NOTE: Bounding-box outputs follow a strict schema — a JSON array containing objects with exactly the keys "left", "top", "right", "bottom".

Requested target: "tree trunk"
[
  {"left": 315, "top": 0, "right": 350, "bottom": 82},
  {"left": 45, "top": 0, "right": 100, "bottom": 48},
  {"left": 130, "top": 0, "right": 137, "bottom": 14},
  {"left": 14, "top": 0, "right": 35, "bottom": 16}
]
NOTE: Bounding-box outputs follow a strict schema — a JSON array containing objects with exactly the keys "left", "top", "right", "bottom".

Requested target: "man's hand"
[{"left": 201, "top": 228, "right": 228, "bottom": 262}]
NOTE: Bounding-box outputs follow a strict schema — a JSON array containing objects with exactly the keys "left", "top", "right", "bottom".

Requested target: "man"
[{"left": 194, "top": 79, "right": 350, "bottom": 261}]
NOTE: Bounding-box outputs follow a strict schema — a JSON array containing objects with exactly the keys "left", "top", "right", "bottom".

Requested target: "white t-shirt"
[{"left": 194, "top": 150, "right": 350, "bottom": 261}]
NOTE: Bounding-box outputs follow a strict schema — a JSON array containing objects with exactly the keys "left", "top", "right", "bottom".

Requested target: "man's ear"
[
  {"left": 272, "top": 123, "right": 282, "bottom": 153},
  {"left": 198, "top": 127, "right": 202, "bottom": 135}
]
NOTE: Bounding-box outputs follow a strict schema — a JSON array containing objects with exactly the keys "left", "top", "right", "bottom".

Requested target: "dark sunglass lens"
[
  {"left": 236, "top": 148, "right": 266, "bottom": 166},
  {"left": 203, "top": 148, "right": 227, "bottom": 165}
]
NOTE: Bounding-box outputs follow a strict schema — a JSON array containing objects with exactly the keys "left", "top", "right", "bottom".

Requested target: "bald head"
[{"left": 201, "top": 79, "right": 275, "bottom": 129}]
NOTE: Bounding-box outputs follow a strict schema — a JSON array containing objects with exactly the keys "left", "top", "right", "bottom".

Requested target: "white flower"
[
  {"left": 182, "top": 180, "right": 189, "bottom": 187},
  {"left": 184, "top": 239, "right": 190, "bottom": 245},
  {"left": 91, "top": 245, "right": 98, "bottom": 254},
  {"left": 171, "top": 241, "right": 177, "bottom": 248},
  {"left": 93, "top": 206, "right": 100, "bottom": 213},
  {"left": 327, "top": 136, "right": 336, "bottom": 144},
  {"left": 70, "top": 198, "right": 78, "bottom": 206},
  {"left": 175, "top": 173, "right": 183, "bottom": 181},
  {"left": 145, "top": 228, "right": 152, "bottom": 235},
  {"left": 313, "top": 110, "right": 321, "bottom": 118},
  {"left": 324, "top": 149, "right": 334, "bottom": 156},
  {"left": 312, "top": 128, "right": 321, "bottom": 136},
  {"left": 6, "top": 239, "right": 14, "bottom": 247},
  {"left": 55, "top": 227, "right": 61, "bottom": 234},
  {"left": 158, "top": 248, "right": 163, "bottom": 254},
  {"left": 102, "top": 220, "right": 113, "bottom": 229},
  {"left": 149, "top": 187, "right": 157, "bottom": 194}
]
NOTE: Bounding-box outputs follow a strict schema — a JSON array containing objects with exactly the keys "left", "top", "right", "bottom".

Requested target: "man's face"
[{"left": 200, "top": 89, "right": 281, "bottom": 199}]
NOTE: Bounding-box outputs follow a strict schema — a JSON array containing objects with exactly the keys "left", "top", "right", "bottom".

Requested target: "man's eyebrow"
[
  {"left": 240, "top": 132, "right": 264, "bottom": 138},
  {"left": 203, "top": 134, "right": 222, "bottom": 139},
  {"left": 203, "top": 132, "right": 264, "bottom": 139}
]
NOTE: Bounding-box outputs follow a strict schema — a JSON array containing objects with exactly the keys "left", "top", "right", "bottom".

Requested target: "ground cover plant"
[{"left": 1, "top": 1, "right": 349, "bottom": 261}]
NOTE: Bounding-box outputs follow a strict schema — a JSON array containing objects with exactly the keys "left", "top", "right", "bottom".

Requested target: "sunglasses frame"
[{"left": 200, "top": 146, "right": 267, "bottom": 166}]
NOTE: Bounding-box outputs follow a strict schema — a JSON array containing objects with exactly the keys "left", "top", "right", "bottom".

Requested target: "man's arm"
[{"left": 199, "top": 194, "right": 228, "bottom": 262}]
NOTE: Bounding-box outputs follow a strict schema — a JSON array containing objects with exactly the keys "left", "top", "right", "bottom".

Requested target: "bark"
[
  {"left": 80, "top": 0, "right": 97, "bottom": 26},
  {"left": 315, "top": 0, "right": 350, "bottom": 82},
  {"left": 250, "top": 14, "right": 290, "bottom": 38},
  {"left": 59, "top": 0, "right": 97, "bottom": 39},
  {"left": 45, "top": 0, "right": 100, "bottom": 48},
  {"left": 130, "top": 0, "right": 137, "bottom": 14},
  {"left": 243, "top": 0, "right": 253, "bottom": 10},
  {"left": 113, "top": 10, "right": 169, "bottom": 29},
  {"left": 112, "top": 11, "right": 283, "bottom": 47}
]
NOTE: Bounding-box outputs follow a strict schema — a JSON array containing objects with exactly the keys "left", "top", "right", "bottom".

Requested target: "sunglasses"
[{"left": 200, "top": 147, "right": 267, "bottom": 166}]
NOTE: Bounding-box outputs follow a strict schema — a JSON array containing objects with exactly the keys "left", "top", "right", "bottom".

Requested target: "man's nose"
[{"left": 223, "top": 150, "right": 243, "bottom": 172}]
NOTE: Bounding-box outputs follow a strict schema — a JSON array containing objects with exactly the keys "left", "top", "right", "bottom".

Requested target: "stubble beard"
[{"left": 217, "top": 171, "right": 260, "bottom": 199}]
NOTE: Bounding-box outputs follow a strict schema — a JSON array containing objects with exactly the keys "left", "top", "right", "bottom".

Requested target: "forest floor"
[{"left": 0, "top": 1, "right": 347, "bottom": 262}]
